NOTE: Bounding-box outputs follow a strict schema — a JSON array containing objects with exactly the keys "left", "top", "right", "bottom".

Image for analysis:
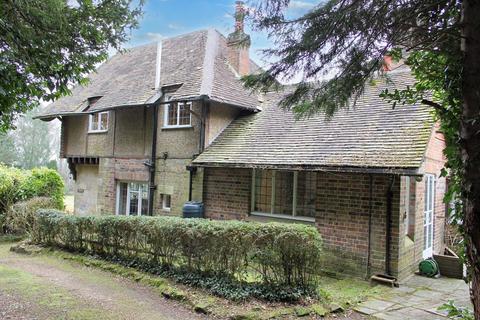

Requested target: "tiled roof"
[
  {"left": 193, "top": 70, "right": 435, "bottom": 172},
  {"left": 39, "top": 29, "right": 259, "bottom": 118}
]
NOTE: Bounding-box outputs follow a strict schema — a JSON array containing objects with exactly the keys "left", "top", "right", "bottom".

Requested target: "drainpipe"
[
  {"left": 186, "top": 166, "right": 197, "bottom": 201},
  {"left": 366, "top": 174, "right": 373, "bottom": 278},
  {"left": 385, "top": 175, "right": 395, "bottom": 276},
  {"left": 147, "top": 103, "right": 159, "bottom": 216}
]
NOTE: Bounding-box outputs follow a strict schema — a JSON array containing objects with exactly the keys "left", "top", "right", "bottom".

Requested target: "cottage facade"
[{"left": 39, "top": 3, "right": 447, "bottom": 281}]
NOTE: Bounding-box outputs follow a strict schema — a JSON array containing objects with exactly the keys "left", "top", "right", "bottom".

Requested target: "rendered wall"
[{"left": 74, "top": 165, "right": 99, "bottom": 215}]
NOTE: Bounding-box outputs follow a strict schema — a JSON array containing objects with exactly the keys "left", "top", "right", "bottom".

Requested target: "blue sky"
[{"left": 127, "top": 0, "right": 316, "bottom": 67}]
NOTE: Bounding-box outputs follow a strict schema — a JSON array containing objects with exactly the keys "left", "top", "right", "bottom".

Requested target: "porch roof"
[{"left": 192, "top": 69, "right": 434, "bottom": 174}]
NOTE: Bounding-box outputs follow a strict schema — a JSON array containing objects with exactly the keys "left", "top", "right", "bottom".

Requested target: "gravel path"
[{"left": 0, "top": 243, "right": 206, "bottom": 320}]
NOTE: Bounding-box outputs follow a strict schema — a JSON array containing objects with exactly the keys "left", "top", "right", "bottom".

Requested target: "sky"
[{"left": 125, "top": 0, "right": 317, "bottom": 68}]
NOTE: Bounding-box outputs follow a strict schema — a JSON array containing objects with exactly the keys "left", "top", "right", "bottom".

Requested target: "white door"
[{"left": 423, "top": 174, "right": 435, "bottom": 258}]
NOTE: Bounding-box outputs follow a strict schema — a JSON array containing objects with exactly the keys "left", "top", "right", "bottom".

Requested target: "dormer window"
[
  {"left": 164, "top": 99, "right": 192, "bottom": 128},
  {"left": 88, "top": 111, "right": 109, "bottom": 133}
]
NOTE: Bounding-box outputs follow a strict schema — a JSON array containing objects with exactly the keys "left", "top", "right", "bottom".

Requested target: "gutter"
[{"left": 190, "top": 162, "right": 423, "bottom": 176}]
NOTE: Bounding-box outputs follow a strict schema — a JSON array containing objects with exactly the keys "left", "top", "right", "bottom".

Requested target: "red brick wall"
[
  {"left": 203, "top": 167, "right": 251, "bottom": 220},
  {"left": 202, "top": 167, "right": 402, "bottom": 277},
  {"left": 315, "top": 173, "right": 400, "bottom": 277}
]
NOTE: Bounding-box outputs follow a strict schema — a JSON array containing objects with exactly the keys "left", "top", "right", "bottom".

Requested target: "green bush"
[
  {"left": 5, "top": 197, "right": 59, "bottom": 235},
  {"left": 0, "top": 165, "right": 64, "bottom": 214},
  {"left": 32, "top": 210, "right": 322, "bottom": 301}
]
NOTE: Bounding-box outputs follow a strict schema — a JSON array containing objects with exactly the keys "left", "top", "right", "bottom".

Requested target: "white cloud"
[
  {"left": 167, "top": 23, "right": 182, "bottom": 30},
  {"left": 288, "top": 0, "right": 315, "bottom": 10},
  {"left": 146, "top": 32, "right": 164, "bottom": 42}
]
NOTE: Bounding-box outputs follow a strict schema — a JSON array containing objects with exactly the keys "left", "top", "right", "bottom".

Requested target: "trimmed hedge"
[
  {"left": 0, "top": 165, "right": 64, "bottom": 214},
  {"left": 32, "top": 210, "right": 322, "bottom": 298},
  {"left": 5, "top": 197, "right": 58, "bottom": 235}
]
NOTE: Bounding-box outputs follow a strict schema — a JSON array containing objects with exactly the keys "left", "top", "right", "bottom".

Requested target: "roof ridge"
[{"left": 200, "top": 28, "right": 219, "bottom": 96}]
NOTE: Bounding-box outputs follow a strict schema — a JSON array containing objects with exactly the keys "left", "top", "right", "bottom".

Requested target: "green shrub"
[
  {"left": 32, "top": 210, "right": 322, "bottom": 301},
  {"left": 5, "top": 197, "right": 58, "bottom": 235},
  {"left": 0, "top": 165, "right": 64, "bottom": 214}
]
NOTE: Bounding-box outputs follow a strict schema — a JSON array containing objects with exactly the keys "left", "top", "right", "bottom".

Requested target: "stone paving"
[{"left": 354, "top": 275, "right": 472, "bottom": 319}]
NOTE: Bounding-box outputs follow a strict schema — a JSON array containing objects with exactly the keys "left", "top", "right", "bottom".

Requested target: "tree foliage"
[
  {"left": 245, "top": 0, "right": 479, "bottom": 316},
  {"left": 0, "top": 0, "right": 143, "bottom": 132}
]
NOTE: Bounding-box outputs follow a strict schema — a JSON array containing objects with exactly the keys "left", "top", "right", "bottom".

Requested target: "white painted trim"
[
  {"left": 423, "top": 174, "right": 435, "bottom": 259},
  {"left": 163, "top": 101, "right": 192, "bottom": 128},
  {"left": 88, "top": 111, "right": 109, "bottom": 133},
  {"left": 115, "top": 183, "right": 120, "bottom": 215}
]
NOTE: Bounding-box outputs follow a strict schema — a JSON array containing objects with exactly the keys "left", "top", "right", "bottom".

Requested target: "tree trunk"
[{"left": 461, "top": 0, "right": 480, "bottom": 318}]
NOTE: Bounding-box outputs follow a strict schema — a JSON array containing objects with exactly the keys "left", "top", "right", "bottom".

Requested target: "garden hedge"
[{"left": 32, "top": 210, "right": 322, "bottom": 291}]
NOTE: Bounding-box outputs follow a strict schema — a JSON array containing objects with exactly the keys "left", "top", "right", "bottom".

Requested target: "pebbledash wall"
[
  {"left": 202, "top": 126, "right": 446, "bottom": 280},
  {"left": 63, "top": 100, "right": 238, "bottom": 216}
]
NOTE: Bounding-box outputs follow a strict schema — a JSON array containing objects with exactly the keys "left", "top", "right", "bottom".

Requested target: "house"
[{"left": 38, "top": 1, "right": 446, "bottom": 281}]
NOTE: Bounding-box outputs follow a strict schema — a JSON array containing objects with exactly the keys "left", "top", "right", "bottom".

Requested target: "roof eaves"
[{"left": 190, "top": 161, "right": 423, "bottom": 176}]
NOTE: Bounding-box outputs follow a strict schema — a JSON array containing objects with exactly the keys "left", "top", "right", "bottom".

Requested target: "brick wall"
[
  {"left": 203, "top": 167, "right": 251, "bottom": 220},
  {"left": 202, "top": 167, "right": 403, "bottom": 278},
  {"left": 315, "top": 173, "right": 400, "bottom": 277},
  {"left": 397, "top": 123, "right": 447, "bottom": 280}
]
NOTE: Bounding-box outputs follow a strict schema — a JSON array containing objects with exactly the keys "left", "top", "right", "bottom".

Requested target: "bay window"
[{"left": 251, "top": 169, "right": 316, "bottom": 221}]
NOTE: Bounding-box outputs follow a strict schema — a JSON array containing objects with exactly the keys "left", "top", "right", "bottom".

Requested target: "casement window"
[
  {"left": 250, "top": 169, "right": 316, "bottom": 222},
  {"left": 116, "top": 182, "right": 149, "bottom": 216},
  {"left": 161, "top": 194, "right": 171, "bottom": 211},
  {"left": 164, "top": 101, "right": 192, "bottom": 128},
  {"left": 88, "top": 111, "right": 109, "bottom": 132}
]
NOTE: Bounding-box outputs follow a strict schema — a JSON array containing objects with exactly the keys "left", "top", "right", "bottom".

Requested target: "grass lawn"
[{"left": 0, "top": 236, "right": 386, "bottom": 319}]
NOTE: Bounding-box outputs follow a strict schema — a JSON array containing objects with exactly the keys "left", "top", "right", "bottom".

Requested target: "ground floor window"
[
  {"left": 251, "top": 169, "right": 316, "bottom": 220},
  {"left": 161, "top": 194, "right": 171, "bottom": 211},
  {"left": 116, "top": 182, "right": 149, "bottom": 216}
]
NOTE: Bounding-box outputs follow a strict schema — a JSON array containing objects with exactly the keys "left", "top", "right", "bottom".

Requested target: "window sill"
[
  {"left": 88, "top": 130, "right": 108, "bottom": 134},
  {"left": 161, "top": 125, "right": 193, "bottom": 130},
  {"left": 249, "top": 211, "right": 315, "bottom": 224}
]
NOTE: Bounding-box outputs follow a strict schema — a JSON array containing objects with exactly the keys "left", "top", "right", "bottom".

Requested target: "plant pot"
[{"left": 433, "top": 247, "right": 465, "bottom": 279}]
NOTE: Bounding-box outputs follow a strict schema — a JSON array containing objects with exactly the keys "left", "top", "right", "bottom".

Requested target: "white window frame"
[
  {"left": 163, "top": 101, "right": 192, "bottom": 128},
  {"left": 423, "top": 174, "right": 435, "bottom": 258},
  {"left": 115, "top": 181, "right": 149, "bottom": 216},
  {"left": 250, "top": 169, "right": 315, "bottom": 223},
  {"left": 161, "top": 194, "right": 171, "bottom": 211},
  {"left": 88, "top": 111, "right": 109, "bottom": 133}
]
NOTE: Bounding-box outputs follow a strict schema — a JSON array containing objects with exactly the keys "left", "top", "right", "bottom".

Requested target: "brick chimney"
[{"left": 227, "top": 1, "right": 251, "bottom": 76}]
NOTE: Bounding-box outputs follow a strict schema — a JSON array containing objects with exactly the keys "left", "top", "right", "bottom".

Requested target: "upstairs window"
[
  {"left": 164, "top": 101, "right": 192, "bottom": 128},
  {"left": 88, "top": 111, "right": 109, "bottom": 132}
]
